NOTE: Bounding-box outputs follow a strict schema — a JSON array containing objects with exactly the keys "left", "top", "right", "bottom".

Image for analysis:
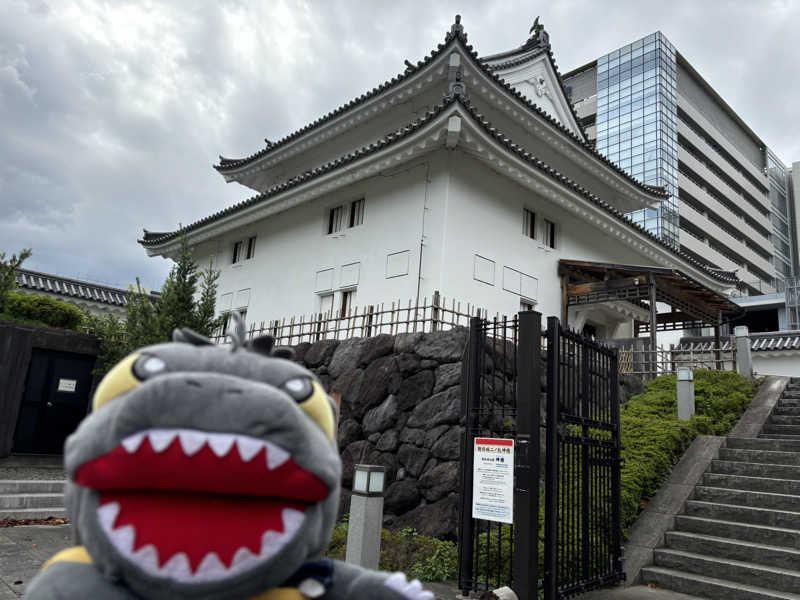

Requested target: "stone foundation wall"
[{"left": 290, "top": 329, "right": 469, "bottom": 539}]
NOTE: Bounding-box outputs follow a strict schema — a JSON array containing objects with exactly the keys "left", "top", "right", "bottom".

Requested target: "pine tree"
[
  {"left": 156, "top": 233, "right": 200, "bottom": 338},
  {"left": 0, "top": 248, "right": 31, "bottom": 312}
]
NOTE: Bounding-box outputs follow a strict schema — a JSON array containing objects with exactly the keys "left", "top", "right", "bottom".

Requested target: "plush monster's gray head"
[{"left": 64, "top": 316, "right": 341, "bottom": 600}]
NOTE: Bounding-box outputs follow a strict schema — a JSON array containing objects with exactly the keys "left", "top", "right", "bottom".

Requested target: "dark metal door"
[{"left": 13, "top": 349, "right": 95, "bottom": 454}]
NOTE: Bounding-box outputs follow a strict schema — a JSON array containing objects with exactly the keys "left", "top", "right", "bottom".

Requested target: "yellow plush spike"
[
  {"left": 92, "top": 353, "right": 141, "bottom": 411},
  {"left": 42, "top": 547, "right": 92, "bottom": 571},
  {"left": 298, "top": 381, "right": 335, "bottom": 440}
]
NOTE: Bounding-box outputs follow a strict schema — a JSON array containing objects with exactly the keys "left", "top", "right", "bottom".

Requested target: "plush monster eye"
[
  {"left": 282, "top": 377, "right": 314, "bottom": 402},
  {"left": 132, "top": 355, "right": 167, "bottom": 380}
]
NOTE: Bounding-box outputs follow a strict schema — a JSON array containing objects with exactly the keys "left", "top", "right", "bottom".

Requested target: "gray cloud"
[{"left": 1, "top": 0, "right": 797, "bottom": 289}]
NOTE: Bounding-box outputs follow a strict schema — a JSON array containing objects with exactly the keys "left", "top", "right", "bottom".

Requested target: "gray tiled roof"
[
  {"left": 678, "top": 332, "right": 800, "bottom": 353},
  {"left": 15, "top": 269, "right": 132, "bottom": 307}
]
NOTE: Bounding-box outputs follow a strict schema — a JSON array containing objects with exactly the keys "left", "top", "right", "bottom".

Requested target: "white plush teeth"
[
  {"left": 132, "top": 544, "right": 160, "bottom": 573},
  {"left": 161, "top": 552, "right": 192, "bottom": 580},
  {"left": 97, "top": 502, "right": 121, "bottom": 531},
  {"left": 178, "top": 430, "right": 206, "bottom": 456},
  {"left": 196, "top": 552, "right": 227, "bottom": 581},
  {"left": 231, "top": 546, "right": 259, "bottom": 570},
  {"left": 148, "top": 430, "right": 177, "bottom": 453},
  {"left": 121, "top": 432, "right": 146, "bottom": 453},
  {"left": 281, "top": 508, "right": 304, "bottom": 536},
  {"left": 259, "top": 530, "right": 284, "bottom": 561},
  {"left": 206, "top": 433, "right": 236, "bottom": 458},
  {"left": 110, "top": 524, "right": 136, "bottom": 555},
  {"left": 265, "top": 440, "right": 290, "bottom": 470},
  {"left": 236, "top": 437, "right": 263, "bottom": 462}
]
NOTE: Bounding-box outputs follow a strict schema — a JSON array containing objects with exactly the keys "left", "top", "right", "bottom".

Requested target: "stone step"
[
  {"left": 0, "top": 493, "right": 64, "bottom": 509},
  {"left": 0, "top": 507, "right": 67, "bottom": 520},
  {"left": 641, "top": 566, "right": 800, "bottom": 600},
  {"left": 703, "top": 472, "right": 800, "bottom": 495},
  {"left": 762, "top": 424, "right": 800, "bottom": 435},
  {"left": 665, "top": 530, "right": 800, "bottom": 571},
  {"left": 759, "top": 434, "right": 800, "bottom": 441},
  {"left": 694, "top": 486, "right": 800, "bottom": 512},
  {"left": 718, "top": 447, "right": 800, "bottom": 466},
  {"left": 772, "top": 406, "right": 800, "bottom": 416},
  {"left": 0, "top": 480, "right": 65, "bottom": 494},
  {"left": 654, "top": 548, "right": 800, "bottom": 595},
  {"left": 776, "top": 398, "right": 800, "bottom": 407},
  {"left": 726, "top": 438, "right": 800, "bottom": 453},
  {"left": 675, "top": 515, "right": 800, "bottom": 549},
  {"left": 711, "top": 459, "right": 800, "bottom": 481},
  {"left": 769, "top": 415, "right": 800, "bottom": 426},
  {"left": 685, "top": 500, "right": 800, "bottom": 529}
]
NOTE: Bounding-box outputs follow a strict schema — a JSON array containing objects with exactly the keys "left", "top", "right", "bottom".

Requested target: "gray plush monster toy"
[{"left": 27, "top": 315, "right": 433, "bottom": 600}]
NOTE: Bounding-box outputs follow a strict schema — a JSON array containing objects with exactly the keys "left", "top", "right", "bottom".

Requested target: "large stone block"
[
  {"left": 423, "top": 424, "right": 450, "bottom": 449},
  {"left": 328, "top": 338, "right": 365, "bottom": 379},
  {"left": 376, "top": 429, "right": 399, "bottom": 452},
  {"left": 406, "top": 386, "right": 461, "bottom": 429},
  {"left": 393, "top": 494, "right": 460, "bottom": 540},
  {"left": 394, "top": 332, "right": 424, "bottom": 354},
  {"left": 360, "top": 334, "right": 395, "bottom": 364},
  {"left": 363, "top": 395, "right": 399, "bottom": 434},
  {"left": 338, "top": 418, "right": 362, "bottom": 450},
  {"left": 419, "top": 461, "right": 459, "bottom": 502},
  {"left": 340, "top": 440, "right": 372, "bottom": 487},
  {"left": 384, "top": 479, "right": 421, "bottom": 515},
  {"left": 433, "top": 362, "right": 462, "bottom": 394},
  {"left": 430, "top": 426, "right": 462, "bottom": 460},
  {"left": 398, "top": 427, "right": 425, "bottom": 447},
  {"left": 416, "top": 329, "right": 468, "bottom": 363},
  {"left": 396, "top": 370, "right": 435, "bottom": 411},
  {"left": 304, "top": 339, "right": 339, "bottom": 368},
  {"left": 397, "top": 444, "right": 430, "bottom": 478},
  {"left": 396, "top": 352, "right": 422, "bottom": 375}
]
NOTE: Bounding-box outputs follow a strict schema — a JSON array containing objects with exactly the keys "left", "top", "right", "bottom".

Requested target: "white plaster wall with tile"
[{"left": 192, "top": 160, "right": 435, "bottom": 325}]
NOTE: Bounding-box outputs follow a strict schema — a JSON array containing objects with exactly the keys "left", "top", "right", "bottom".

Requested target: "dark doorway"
[{"left": 13, "top": 349, "right": 96, "bottom": 454}]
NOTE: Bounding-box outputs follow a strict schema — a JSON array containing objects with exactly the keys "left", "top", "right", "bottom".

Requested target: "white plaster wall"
[
  {"left": 753, "top": 353, "right": 800, "bottom": 377},
  {"left": 435, "top": 151, "right": 666, "bottom": 321},
  {"left": 194, "top": 160, "right": 438, "bottom": 325}
]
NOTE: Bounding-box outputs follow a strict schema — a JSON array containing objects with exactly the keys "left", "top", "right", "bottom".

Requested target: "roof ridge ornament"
[
  {"left": 527, "top": 16, "right": 549, "bottom": 48},
  {"left": 449, "top": 14, "right": 465, "bottom": 39},
  {"left": 444, "top": 52, "right": 467, "bottom": 100}
]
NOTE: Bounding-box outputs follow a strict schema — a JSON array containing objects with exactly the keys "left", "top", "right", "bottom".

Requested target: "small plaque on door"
[{"left": 57, "top": 379, "right": 77, "bottom": 393}]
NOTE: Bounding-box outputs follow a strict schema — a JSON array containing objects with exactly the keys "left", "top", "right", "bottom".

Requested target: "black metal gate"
[{"left": 458, "top": 313, "right": 623, "bottom": 599}]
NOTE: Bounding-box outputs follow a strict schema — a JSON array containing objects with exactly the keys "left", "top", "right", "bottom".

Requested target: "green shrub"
[
  {"left": 325, "top": 522, "right": 458, "bottom": 582},
  {"left": 4, "top": 292, "right": 84, "bottom": 330}
]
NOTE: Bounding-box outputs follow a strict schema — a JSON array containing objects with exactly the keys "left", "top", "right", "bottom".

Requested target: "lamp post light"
[
  {"left": 346, "top": 464, "right": 386, "bottom": 570},
  {"left": 677, "top": 367, "right": 695, "bottom": 421}
]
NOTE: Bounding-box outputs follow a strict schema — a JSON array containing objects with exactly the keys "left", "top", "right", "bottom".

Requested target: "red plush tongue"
[{"left": 100, "top": 492, "right": 305, "bottom": 570}]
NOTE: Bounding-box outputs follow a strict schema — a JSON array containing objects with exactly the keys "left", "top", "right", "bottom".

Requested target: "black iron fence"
[{"left": 458, "top": 313, "right": 623, "bottom": 599}]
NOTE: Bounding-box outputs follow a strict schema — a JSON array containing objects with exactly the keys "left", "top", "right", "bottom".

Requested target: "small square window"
[
  {"left": 327, "top": 206, "right": 344, "bottom": 234},
  {"left": 246, "top": 236, "right": 256, "bottom": 260},
  {"left": 232, "top": 241, "right": 243, "bottom": 264},
  {"left": 544, "top": 219, "right": 557, "bottom": 249},
  {"left": 349, "top": 198, "right": 364, "bottom": 228},
  {"left": 523, "top": 208, "right": 536, "bottom": 239}
]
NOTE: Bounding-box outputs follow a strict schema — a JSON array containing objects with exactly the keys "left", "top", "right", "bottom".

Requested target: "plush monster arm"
[
  {"left": 324, "top": 560, "right": 433, "bottom": 600},
  {"left": 25, "top": 556, "right": 138, "bottom": 600}
]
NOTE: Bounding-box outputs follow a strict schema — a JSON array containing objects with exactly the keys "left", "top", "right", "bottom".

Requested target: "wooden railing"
[
  {"left": 210, "top": 291, "right": 489, "bottom": 346},
  {"left": 618, "top": 341, "right": 736, "bottom": 377}
]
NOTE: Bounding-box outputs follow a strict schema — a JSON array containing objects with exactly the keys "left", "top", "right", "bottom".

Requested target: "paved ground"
[
  {"left": 0, "top": 525, "right": 692, "bottom": 599},
  {"left": 0, "top": 525, "right": 72, "bottom": 599}
]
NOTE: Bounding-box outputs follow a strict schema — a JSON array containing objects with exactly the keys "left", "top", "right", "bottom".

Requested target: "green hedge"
[
  {"left": 2, "top": 292, "right": 84, "bottom": 331},
  {"left": 326, "top": 522, "right": 457, "bottom": 582}
]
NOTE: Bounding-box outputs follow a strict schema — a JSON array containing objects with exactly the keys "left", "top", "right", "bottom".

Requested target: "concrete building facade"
[{"left": 563, "top": 32, "right": 795, "bottom": 297}]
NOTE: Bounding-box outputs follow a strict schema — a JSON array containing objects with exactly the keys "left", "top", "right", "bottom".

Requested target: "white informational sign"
[
  {"left": 472, "top": 437, "right": 514, "bottom": 524},
  {"left": 57, "top": 379, "right": 77, "bottom": 393}
]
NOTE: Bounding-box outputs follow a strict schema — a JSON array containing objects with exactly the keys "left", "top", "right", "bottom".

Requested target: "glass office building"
[
  {"left": 767, "top": 149, "right": 793, "bottom": 283},
  {"left": 595, "top": 32, "right": 680, "bottom": 248}
]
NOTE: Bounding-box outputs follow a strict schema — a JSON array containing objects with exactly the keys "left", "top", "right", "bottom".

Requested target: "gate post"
[
  {"left": 610, "top": 347, "right": 623, "bottom": 579},
  {"left": 544, "top": 316, "right": 561, "bottom": 599},
  {"left": 458, "top": 317, "right": 483, "bottom": 595},
  {"left": 513, "top": 311, "right": 541, "bottom": 598}
]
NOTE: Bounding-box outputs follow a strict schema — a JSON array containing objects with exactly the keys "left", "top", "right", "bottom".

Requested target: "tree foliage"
[
  {"left": 0, "top": 248, "right": 32, "bottom": 311},
  {"left": 87, "top": 233, "right": 221, "bottom": 377}
]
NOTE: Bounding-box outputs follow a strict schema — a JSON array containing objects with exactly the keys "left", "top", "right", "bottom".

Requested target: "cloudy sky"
[{"left": 2, "top": 0, "right": 798, "bottom": 290}]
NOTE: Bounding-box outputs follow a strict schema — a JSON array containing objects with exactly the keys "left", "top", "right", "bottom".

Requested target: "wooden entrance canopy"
[{"left": 558, "top": 260, "right": 742, "bottom": 345}]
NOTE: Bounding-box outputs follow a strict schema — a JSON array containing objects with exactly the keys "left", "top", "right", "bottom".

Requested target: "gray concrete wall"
[{"left": 677, "top": 63, "right": 763, "bottom": 170}]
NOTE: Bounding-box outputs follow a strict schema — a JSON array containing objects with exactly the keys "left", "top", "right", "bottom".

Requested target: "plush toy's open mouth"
[{"left": 74, "top": 428, "right": 329, "bottom": 583}]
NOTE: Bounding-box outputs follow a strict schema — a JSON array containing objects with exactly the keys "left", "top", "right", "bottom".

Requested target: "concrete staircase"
[
  {"left": 0, "top": 479, "right": 67, "bottom": 520},
  {"left": 641, "top": 378, "right": 800, "bottom": 599}
]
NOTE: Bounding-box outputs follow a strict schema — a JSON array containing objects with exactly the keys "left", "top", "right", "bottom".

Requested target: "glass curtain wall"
[
  {"left": 767, "top": 149, "right": 793, "bottom": 285},
  {"left": 595, "top": 32, "right": 679, "bottom": 248}
]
